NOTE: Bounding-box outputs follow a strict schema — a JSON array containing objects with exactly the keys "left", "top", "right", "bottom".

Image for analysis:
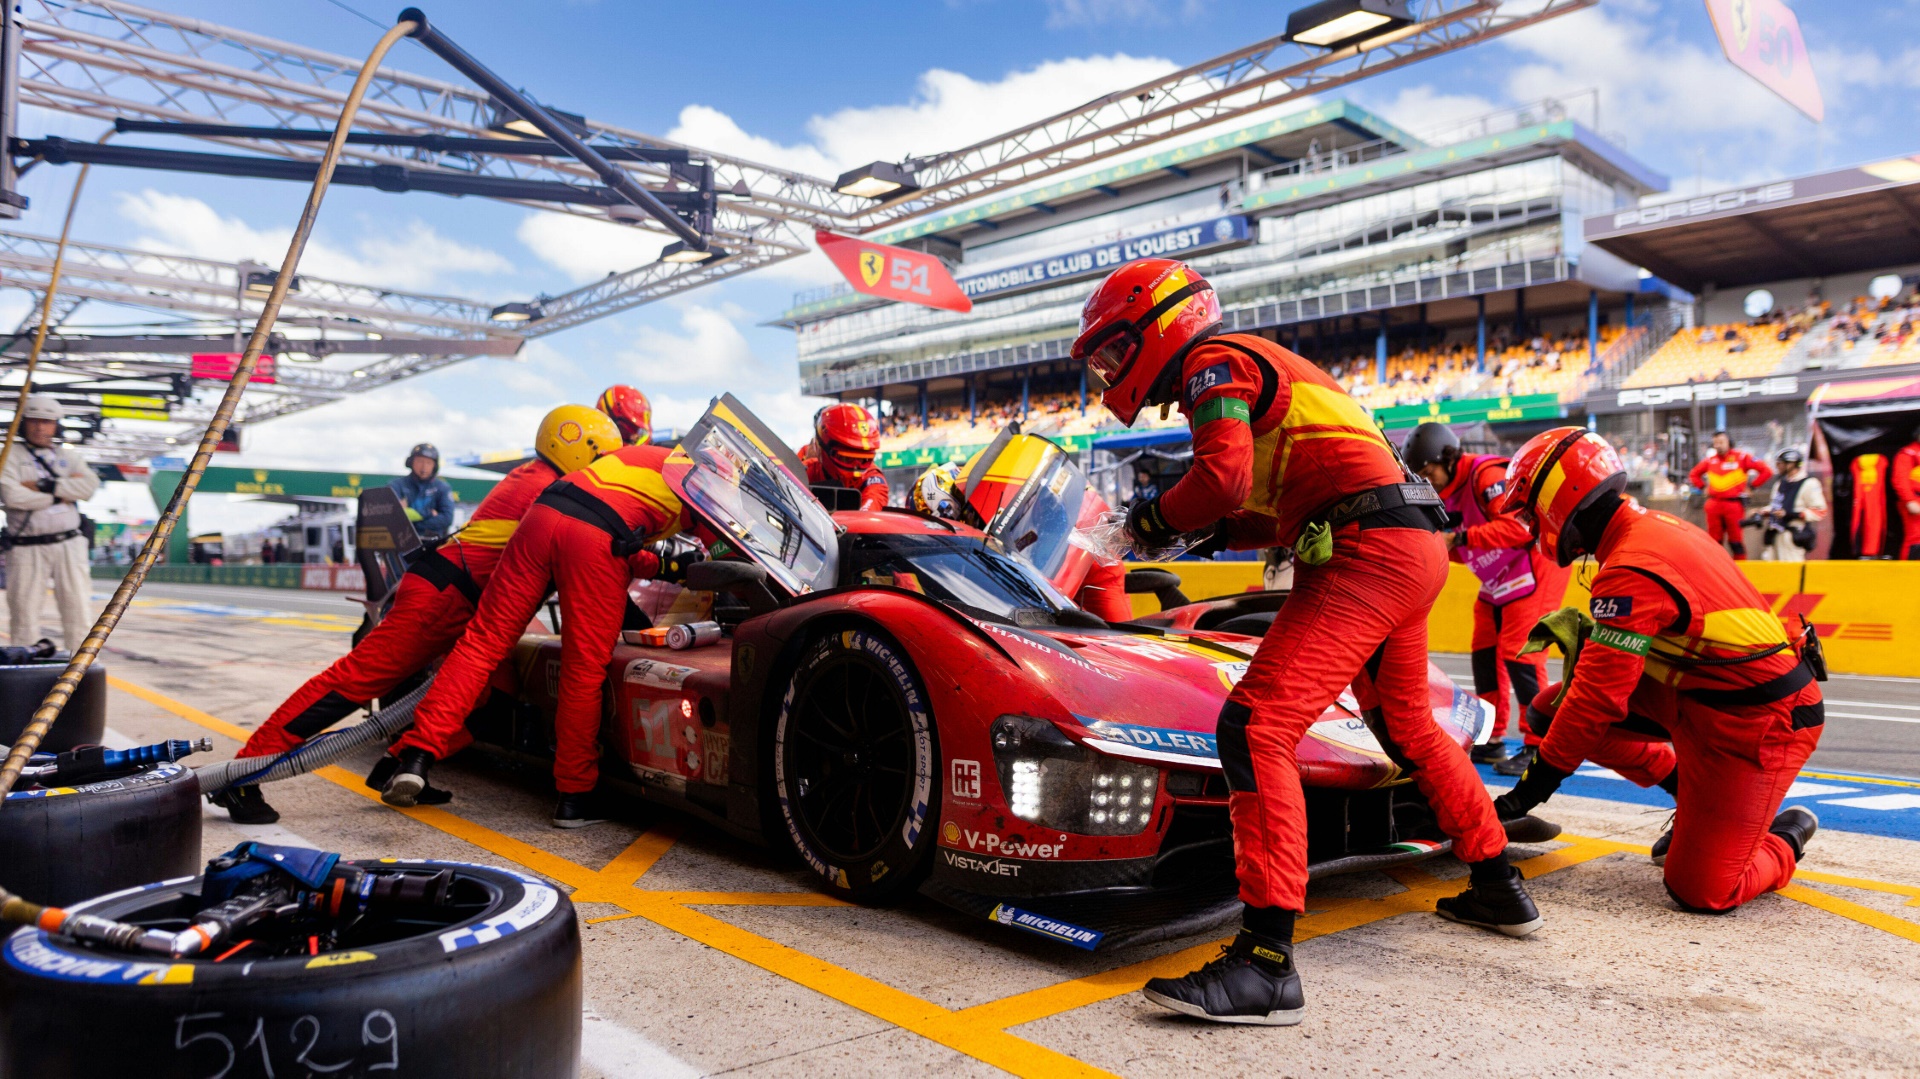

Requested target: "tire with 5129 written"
[
  {"left": 774, "top": 627, "right": 938, "bottom": 904},
  {"left": 0, "top": 860, "right": 580, "bottom": 1079}
]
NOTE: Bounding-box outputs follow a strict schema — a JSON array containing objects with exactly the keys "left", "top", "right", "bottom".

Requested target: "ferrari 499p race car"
[{"left": 468, "top": 397, "right": 1494, "bottom": 950}]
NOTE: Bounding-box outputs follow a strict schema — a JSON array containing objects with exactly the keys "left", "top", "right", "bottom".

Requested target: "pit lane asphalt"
[{"left": 22, "top": 582, "right": 1920, "bottom": 1077}]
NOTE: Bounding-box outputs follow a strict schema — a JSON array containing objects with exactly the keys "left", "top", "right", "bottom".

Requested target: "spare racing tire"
[
  {"left": 0, "top": 761, "right": 201, "bottom": 907},
  {"left": 0, "top": 660, "right": 106, "bottom": 753},
  {"left": 774, "top": 626, "right": 938, "bottom": 904},
  {"left": 0, "top": 860, "right": 580, "bottom": 1079}
]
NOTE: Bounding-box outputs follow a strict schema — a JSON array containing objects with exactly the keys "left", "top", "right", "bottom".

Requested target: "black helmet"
[
  {"left": 406, "top": 442, "right": 440, "bottom": 478},
  {"left": 1403, "top": 422, "right": 1461, "bottom": 474},
  {"left": 1776, "top": 447, "right": 1805, "bottom": 467}
]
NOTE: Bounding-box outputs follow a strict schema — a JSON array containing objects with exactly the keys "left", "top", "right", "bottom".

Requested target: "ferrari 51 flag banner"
[
  {"left": 815, "top": 230, "right": 972, "bottom": 314},
  {"left": 1704, "top": 0, "right": 1823, "bottom": 122}
]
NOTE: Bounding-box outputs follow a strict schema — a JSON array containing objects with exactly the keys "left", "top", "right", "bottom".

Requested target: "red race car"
[{"left": 475, "top": 398, "right": 1494, "bottom": 950}]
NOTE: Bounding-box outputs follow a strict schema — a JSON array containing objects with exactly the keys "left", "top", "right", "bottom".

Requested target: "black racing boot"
[
  {"left": 552, "top": 791, "right": 611, "bottom": 829},
  {"left": 1471, "top": 742, "right": 1511, "bottom": 765},
  {"left": 1435, "top": 858, "right": 1544, "bottom": 937},
  {"left": 379, "top": 748, "right": 435, "bottom": 808},
  {"left": 364, "top": 754, "right": 454, "bottom": 806},
  {"left": 210, "top": 784, "right": 279, "bottom": 825},
  {"left": 1492, "top": 745, "right": 1536, "bottom": 777},
  {"left": 1769, "top": 806, "right": 1818, "bottom": 861},
  {"left": 1142, "top": 931, "right": 1305, "bottom": 1026},
  {"left": 1650, "top": 830, "right": 1672, "bottom": 866}
]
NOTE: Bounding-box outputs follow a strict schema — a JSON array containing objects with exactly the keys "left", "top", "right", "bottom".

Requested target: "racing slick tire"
[
  {"left": 0, "top": 761, "right": 201, "bottom": 907},
  {"left": 774, "top": 626, "right": 938, "bottom": 904},
  {"left": 0, "top": 860, "right": 580, "bottom": 1079},
  {"left": 0, "top": 660, "right": 107, "bottom": 753}
]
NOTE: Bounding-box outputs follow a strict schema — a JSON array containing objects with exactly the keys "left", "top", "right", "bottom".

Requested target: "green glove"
[
  {"left": 1520, "top": 605, "right": 1596, "bottom": 710},
  {"left": 1293, "top": 520, "right": 1333, "bottom": 566}
]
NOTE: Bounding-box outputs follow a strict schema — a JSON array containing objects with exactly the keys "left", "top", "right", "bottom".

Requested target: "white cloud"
[
  {"left": 236, "top": 383, "right": 553, "bottom": 471},
  {"left": 515, "top": 212, "right": 670, "bottom": 285},
  {"left": 1367, "top": 85, "right": 1503, "bottom": 140},
  {"left": 1043, "top": 0, "right": 1204, "bottom": 28},
  {"left": 115, "top": 190, "right": 512, "bottom": 291},
  {"left": 667, "top": 53, "right": 1178, "bottom": 180},
  {"left": 610, "top": 304, "right": 830, "bottom": 445}
]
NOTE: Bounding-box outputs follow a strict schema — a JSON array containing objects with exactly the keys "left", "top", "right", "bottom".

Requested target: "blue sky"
[{"left": 16, "top": 0, "right": 1917, "bottom": 528}]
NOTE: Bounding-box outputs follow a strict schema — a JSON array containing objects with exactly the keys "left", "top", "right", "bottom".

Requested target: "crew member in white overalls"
[{"left": 2, "top": 395, "right": 99, "bottom": 650}]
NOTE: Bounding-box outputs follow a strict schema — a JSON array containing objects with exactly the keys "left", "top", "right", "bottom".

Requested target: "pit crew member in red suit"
[
  {"left": 1891, "top": 428, "right": 1920, "bottom": 560},
  {"left": 212, "top": 405, "right": 623, "bottom": 826},
  {"left": 1068, "top": 259, "right": 1535, "bottom": 1027},
  {"left": 1688, "top": 431, "right": 1772, "bottom": 559},
  {"left": 1403, "top": 422, "right": 1569, "bottom": 770},
  {"left": 1852, "top": 453, "right": 1889, "bottom": 557},
  {"left": 800, "top": 402, "right": 888, "bottom": 510},
  {"left": 1494, "top": 427, "right": 1822, "bottom": 912},
  {"left": 596, "top": 384, "right": 654, "bottom": 445},
  {"left": 380, "top": 443, "right": 700, "bottom": 827}
]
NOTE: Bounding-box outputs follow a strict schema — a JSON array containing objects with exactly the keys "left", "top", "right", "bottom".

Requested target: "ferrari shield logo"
[{"left": 859, "top": 250, "right": 885, "bottom": 287}]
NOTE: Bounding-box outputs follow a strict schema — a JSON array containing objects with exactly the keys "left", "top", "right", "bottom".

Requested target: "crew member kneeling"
[
  {"left": 378, "top": 442, "right": 699, "bottom": 827},
  {"left": 1493, "top": 427, "right": 1823, "bottom": 913},
  {"left": 1067, "top": 259, "right": 1535, "bottom": 1027}
]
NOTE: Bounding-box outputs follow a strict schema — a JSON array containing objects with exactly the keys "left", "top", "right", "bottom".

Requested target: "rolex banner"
[{"left": 816, "top": 230, "right": 972, "bottom": 313}]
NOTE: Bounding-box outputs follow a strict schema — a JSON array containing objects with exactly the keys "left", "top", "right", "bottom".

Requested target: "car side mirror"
[
  {"left": 686, "top": 559, "right": 780, "bottom": 618},
  {"left": 1123, "top": 567, "right": 1189, "bottom": 610}
]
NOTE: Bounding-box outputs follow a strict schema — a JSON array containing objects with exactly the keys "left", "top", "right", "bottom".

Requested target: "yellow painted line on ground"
[
  {"left": 1778, "top": 884, "right": 1920, "bottom": 945},
  {"left": 107, "top": 675, "right": 252, "bottom": 741},
  {"left": 1795, "top": 867, "right": 1920, "bottom": 906},
  {"left": 1799, "top": 770, "right": 1920, "bottom": 790}
]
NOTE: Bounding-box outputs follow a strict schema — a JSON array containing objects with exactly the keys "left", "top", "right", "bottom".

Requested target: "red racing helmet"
[
  {"left": 813, "top": 402, "right": 881, "bottom": 481},
  {"left": 596, "top": 384, "right": 654, "bottom": 445},
  {"left": 1069, "top": 258, "right": 1221, "bottom": 426},
  {"left": 1499, "top": 426, "right": 1628, "bottom": 566}
]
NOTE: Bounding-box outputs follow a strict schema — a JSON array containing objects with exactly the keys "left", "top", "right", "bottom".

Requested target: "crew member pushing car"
[
  {"left": 1688, "top": 431, "right": 1771, "bottom": 559},
  {"left": 214, "top": 405, "right": 625, "bottom": 825},
  {"left": 1404, "top": 422, "right": 1569, "bottom": 770},
  {"left": 799, "top": 402, "right": 888, "bottom": 510},
  {"left": 380, "top": 442, "right": 700, "bottom": 827},
  {"left": 1493, "top": 427, "right": 1822, "bottom": 912},
  {"left": 1068, "top": 258, "right": 1536, "bottom": 1026}
]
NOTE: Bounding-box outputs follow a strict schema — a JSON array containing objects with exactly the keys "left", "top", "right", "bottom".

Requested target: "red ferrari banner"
[
  {"left": 191, "top": 352, "right": 277, "bottom": 385},
  {"left": 815, "top": 230, "right": 971, "bottom": 314},
  {"left": 1704, "top": 0, "right": 1823, "bottom": 122}
]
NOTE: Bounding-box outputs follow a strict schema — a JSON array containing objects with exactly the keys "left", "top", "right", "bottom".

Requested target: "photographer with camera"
[
  {"left": 2, "top": 394, "right": 99, "bottom": 650},
  {"left": 1757, "top": 448, "right": 1825, "bottom": 562}
]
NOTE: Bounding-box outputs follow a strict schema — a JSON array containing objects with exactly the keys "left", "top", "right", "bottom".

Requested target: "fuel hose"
[
  {"left": 0, "top": 17, "right": 423, "bottom": 799},
  {"left": 194, "top": 673, "right": 432, "bottom": 796}
]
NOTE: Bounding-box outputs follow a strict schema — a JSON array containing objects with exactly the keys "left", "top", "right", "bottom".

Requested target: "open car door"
[
  {"left": 669, "top": 394, "right": 840, "bottom": 596},
  {"left": 958, "top": 429, "right": 1105, "bottom": 599},
  {"left": 351, "top": 486, "right": 421, "bottom": 637}
]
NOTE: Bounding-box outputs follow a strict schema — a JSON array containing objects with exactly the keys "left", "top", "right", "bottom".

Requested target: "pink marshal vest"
[{"left": 1447, "top": 454, "right": 1537, "bottom": 607}]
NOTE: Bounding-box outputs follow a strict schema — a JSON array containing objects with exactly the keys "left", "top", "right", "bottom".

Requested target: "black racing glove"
[
  {"left": 1185, "top": 524, "right": 1229, "bottom": 560},
  {"left": 1493, "top": 757, "right": 1572, "bottom": 820},
  {"left": 1126, "top": 496, "right": 1181, "bottom": 549},
  {"left": 650, "top": 542, "right": 705, "bottom": 586}
]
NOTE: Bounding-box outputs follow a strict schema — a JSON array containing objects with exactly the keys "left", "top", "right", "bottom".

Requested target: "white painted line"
[
  {"left": 1823, "top": 701, "right": 1920, "bottom": 710},
  {"left": 1576, "top": 767, "right": 1627, "bottom": 780},
  {"left": 101, "top": 726, "right": 138, "bottom": 749},
  {"left": 1783, "top": 781, "right": 1859, "bottom": 798},
  {"left": 199, "top": 802, "right": 321, "bottom": 849},
  {"left": 581, "top": 1007, "right": 700, "bottom": 1079},
  {"left": 1824, "top": 712, "right": 1920, "bottom": 723},
  {"left": 1819, "top": 793, "right": 1920, "bottom": 811}
]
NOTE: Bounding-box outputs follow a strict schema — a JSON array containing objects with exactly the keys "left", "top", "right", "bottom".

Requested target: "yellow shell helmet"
[
  {"left": 911, "top": 461, "right": 964, "bottom": 518},
  {"left": 536, "top": 404, "right": 622, "bottom": 474}
]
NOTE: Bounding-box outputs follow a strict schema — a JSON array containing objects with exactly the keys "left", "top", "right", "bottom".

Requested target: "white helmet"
[{"left": 21, "top": 395, "right": 63, "bottom": 422}]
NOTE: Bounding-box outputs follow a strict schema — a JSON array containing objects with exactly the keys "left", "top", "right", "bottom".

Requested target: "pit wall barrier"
[
  {"left": 89, "top": 563, "right": 364, "bottom": 591},
  {"left": 1125, "top": 559, "right": 1920, "bottom": 678}
]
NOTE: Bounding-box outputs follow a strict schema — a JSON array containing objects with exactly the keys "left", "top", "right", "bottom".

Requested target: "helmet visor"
[
  {"left": 824, "top": 444, "right": 876, "bottom": 473},
  {"left": 1087, "top": 335, "right": 1137, "bottom": 383}
]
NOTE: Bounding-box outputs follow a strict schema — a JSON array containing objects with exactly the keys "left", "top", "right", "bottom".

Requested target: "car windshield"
[
  {"left": 843, "top": 532, "right": 1072, "bottom": 623},
  {"left": 678, "top": 413, "right": 839, "bottom": 595},
  {"left": 989, "top": 450, "right": 1086, "bottom": 580}
]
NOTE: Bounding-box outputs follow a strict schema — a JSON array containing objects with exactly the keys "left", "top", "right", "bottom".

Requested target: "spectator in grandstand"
[
  {"left": 1688, "top": 431, "right": 1773, "bottom": 560},
  {"left": 1758, "top": 448, "right": 1825, "bottom": 563}
]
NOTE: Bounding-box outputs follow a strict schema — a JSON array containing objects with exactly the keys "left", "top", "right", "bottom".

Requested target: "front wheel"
[{"left": 774, "top": 627, "right": 937, "bottom": 903}]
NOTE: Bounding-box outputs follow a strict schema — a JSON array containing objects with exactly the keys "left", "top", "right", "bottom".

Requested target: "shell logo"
[
  {"left": 557, "top": 420, "right": 583, "bottom": 444},
  {"left": 942, "top": 821, "right": 960, "bottom": 844}
]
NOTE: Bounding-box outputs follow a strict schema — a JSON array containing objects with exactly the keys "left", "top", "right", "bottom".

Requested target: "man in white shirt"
[
  {"left": 1758, "top": 447, "right": 1826, "bottom": 563},
  {"left": 2, "top": 395, "right": 99, "bottom": 649}
]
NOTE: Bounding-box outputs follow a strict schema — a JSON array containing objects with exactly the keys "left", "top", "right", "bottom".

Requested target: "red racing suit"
[
  {"left": 1530, "top": 504, "right": 1822, "bottom": 912},
  {"left": 238, "top": 458, "right": 560, "bottom": 759},
  {"left": 1074, "top": 560, "right": 1132, "bottom": 622},
  {"left": 1891, "top": 442, "right": 1920, "bottom": 560},
  {"left": 1439, "top": 454, "right": 1569, "bottom": 743},
  {"left": 393, "top": 446, "right": 689, "bottom": 793},
  {"left": 1852, "top": 454, "right": 1888, "bottom": 557},
  {"left": 1156, "top": 333, "right": 1507, "bottom": 913},
  {"left": 800, "top": 441, "right": 889, "bottom": 510},
  {"left": 1689, "top": 449, "right": 1771, "bottom": 559}
]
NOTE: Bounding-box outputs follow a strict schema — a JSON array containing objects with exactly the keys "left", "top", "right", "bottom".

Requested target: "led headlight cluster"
[{"left": 989, "top": 715, "right": 1158, "bottom": 837}]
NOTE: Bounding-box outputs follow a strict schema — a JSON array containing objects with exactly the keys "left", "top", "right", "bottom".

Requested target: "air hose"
[{"left": 194, "top": 673, "right": 433, "bottom": 797}]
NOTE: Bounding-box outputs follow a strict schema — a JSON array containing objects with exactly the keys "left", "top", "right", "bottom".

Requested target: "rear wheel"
[{"left": 774, "top": 627, "right": 936, "bottom": 903}]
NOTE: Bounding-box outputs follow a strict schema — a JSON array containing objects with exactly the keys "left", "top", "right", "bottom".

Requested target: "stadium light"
[
  {"left": 1284, "top": 0, "right": 1416, "bottom": 48},
  {"left": 658, "top": 241, "right": 729, "bottom": 264},
  {"left": 834, "top": 161, "right": 921, "bottom": 200},
  {"left": 486, "top": 97, "right": 591, "bottom": 139},
  {"left": 243, "top": 269, "right": 300, "bottom": 296},
  {"left": 488, "top": 300, "right": 544, "bottom": 322}
]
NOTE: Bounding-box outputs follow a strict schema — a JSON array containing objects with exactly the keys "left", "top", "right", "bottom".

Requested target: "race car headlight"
[{"left": 989, "top": 714, "right": 1157, "bottom": 837}]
